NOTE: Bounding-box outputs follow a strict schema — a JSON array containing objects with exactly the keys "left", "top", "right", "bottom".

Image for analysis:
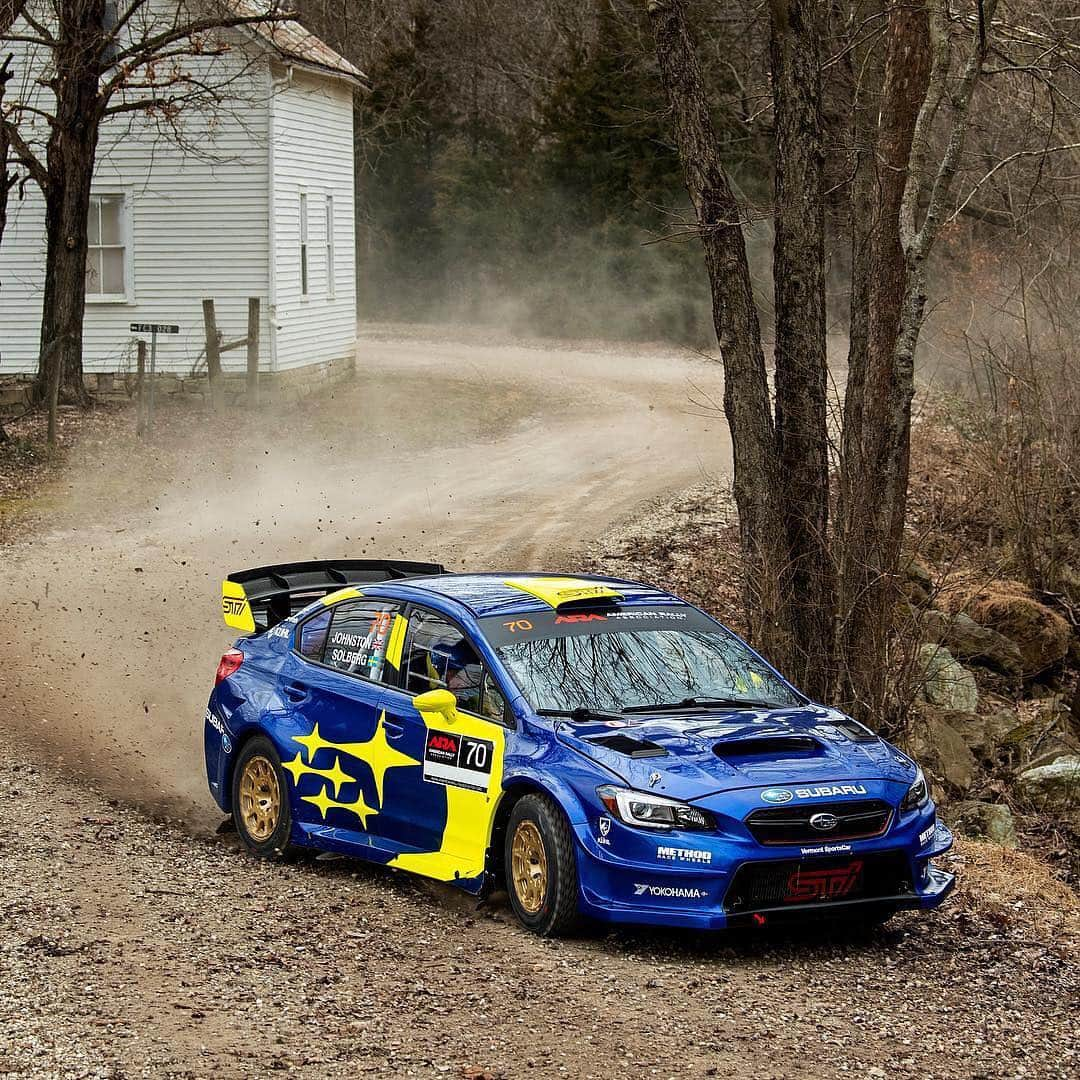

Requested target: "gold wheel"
[
  {"left": 238, "top": 754, "right": 281, "bottom": 842},
  {"left": 510, "top": 820, "right": 548, "bottom": 915}
]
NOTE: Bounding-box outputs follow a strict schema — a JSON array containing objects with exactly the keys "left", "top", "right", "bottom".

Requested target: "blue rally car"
[{"left": 206, "top": 561, "right": 954, "bottom": 935}]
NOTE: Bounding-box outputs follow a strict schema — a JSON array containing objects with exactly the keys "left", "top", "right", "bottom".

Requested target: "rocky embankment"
[{"left": 903, "top": 567, "right": 1080, "bottom": 867}]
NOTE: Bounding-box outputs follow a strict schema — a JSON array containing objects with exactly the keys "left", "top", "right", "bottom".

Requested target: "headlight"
[
  {"left": 901, "top": 766, "right": 929, "bottom": 812},
  {"left": 597, "top": 785, "right": 715, "bottom": 831}
]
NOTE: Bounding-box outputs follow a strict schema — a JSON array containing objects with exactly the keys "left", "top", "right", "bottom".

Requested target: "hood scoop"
[
  {"left": 584, "top": 732, "right": 668, "bottom": 759},
  {"left": 713, "top": 735, "right": 821, "bottom": 758}
]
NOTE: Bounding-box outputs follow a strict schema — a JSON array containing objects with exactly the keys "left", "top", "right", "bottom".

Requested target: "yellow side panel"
[
  {"left": 390, "top": 705, "right": 506, "bottom": 883},
  {"left": 385, "top": 613, "right": 408, "bottom": 670},
  {"left": 503, "top": 575, "right": 622, "bottom": 609},
  {"left": 221, "top": 579, "right": 256, "bottom": 634}
]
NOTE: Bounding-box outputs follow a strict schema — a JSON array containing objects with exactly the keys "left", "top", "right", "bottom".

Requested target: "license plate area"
[{"left": 724, "top": 852, "right": 910, "bottom": 913}]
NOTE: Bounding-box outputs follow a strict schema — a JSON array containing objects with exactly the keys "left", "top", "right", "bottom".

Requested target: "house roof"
[{"left": 229, "top": 1, "right": 368, "bottom": 85}]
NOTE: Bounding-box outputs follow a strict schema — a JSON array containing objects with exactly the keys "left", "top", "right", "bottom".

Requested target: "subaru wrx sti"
[{"left": 205, "top": 561, "right": 953, "bottom": 935}]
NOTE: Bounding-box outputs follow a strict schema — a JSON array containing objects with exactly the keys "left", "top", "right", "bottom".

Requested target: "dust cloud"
[{"left": 0, "top": 328, "right": 729, "bottom": 832}]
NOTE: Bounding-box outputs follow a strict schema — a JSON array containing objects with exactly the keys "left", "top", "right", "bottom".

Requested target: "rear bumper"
[{"left": 573, "top": 817, "right": 955, "bottom": 930}]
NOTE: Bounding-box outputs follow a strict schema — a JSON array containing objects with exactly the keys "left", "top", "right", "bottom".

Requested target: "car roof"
[{"left": 395, "top": 572, "right": 684, "bottom": 619}]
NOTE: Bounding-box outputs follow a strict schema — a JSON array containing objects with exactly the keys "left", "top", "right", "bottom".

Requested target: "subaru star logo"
[
  {"left": 761, "top": 788, "right": 794, "bottom": 804},
  {"left": 810, "top": 812, "right": 840, "bottom": 832}
]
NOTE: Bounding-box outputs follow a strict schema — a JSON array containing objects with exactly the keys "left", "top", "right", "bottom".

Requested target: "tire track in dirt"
[{"left": 0, "top": 330, "right": 726, "bottom": 827}]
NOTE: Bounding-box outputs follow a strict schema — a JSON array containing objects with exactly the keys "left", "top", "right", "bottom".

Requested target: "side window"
[
  {"left": 297, "top": 608, "right": 332, "bottom": 661},
  {"left": 481, "top": 671, "right": 508, "bottom": 724},
  {"left": 322, "top": 600, "right": 401, "bottom": 681},
  {"left": 404, "top": 610, "right": 483, "bottom": 714}
]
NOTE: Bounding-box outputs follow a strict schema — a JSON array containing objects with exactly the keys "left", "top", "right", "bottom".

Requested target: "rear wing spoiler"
[{"left": 221, "top": 559, "right": 446, "bottom": 634}]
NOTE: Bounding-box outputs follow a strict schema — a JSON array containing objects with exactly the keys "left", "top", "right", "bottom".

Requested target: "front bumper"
[{"left": 572, "top": 813, "right": 955, "bottom": 930}]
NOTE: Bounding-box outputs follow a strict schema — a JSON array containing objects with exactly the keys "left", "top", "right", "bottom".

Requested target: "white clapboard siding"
[
  {"left": 269, "top": 66, "right": 357, "bottom": 372},
  {"left": 0, "top": 28, "right": 273, "bottom": 377},
  {"left": 0, "top": 2, "right": 359, "bottom": 379}
]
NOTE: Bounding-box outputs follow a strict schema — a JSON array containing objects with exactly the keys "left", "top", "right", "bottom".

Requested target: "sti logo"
[
  {"left": 784, "top": 860, "right": 863, "bottom": 903},
  {"left": 222, "top": 597, "right": 247, "bottom": 617}
]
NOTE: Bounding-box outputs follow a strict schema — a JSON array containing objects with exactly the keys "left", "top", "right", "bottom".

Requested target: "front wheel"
[
  {"left": 504, "top": 793, "right": 580, "bottom": 936},
  {"left": 231, "top": 736, "right": 295, "bottom": 860}
]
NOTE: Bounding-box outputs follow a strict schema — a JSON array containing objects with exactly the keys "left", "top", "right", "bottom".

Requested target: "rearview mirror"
[{"left": 412, "top": 688, "right": 458, "bottom": 720}]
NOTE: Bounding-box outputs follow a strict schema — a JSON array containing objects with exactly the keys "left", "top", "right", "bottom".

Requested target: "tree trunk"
[
  {"left": 34, "top": 1, "right": 105, "bottom": 411},
  {"left": 767, "top": 0, "right": 833, "bottom": 699},
  {"left": 836, "top": 0, "right": 931, "bottom": 720},
  {"left": 645, "top": 0, "right": 792, "bottom": 668}
]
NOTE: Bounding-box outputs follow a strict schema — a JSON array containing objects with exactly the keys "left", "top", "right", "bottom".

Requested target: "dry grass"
[{"left": 945, "top": 837, "right": 1080, "bottom": 948}]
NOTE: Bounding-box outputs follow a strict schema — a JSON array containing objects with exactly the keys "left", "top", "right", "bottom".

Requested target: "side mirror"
[{"left": 412, "top": 688, "right": 458, "bottom": 720}]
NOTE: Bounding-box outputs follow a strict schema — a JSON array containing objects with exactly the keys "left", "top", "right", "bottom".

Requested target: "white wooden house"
[{"left": 0, "top": 4, "right": 365, "bottom": 393}]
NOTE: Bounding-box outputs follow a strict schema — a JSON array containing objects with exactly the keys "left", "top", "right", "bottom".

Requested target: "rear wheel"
[
  {"left": 504, "top": 793, "right": 580, "bottom": 936},
  {"left": 232, "top": 736, "right": 294, "bottom": 860}
]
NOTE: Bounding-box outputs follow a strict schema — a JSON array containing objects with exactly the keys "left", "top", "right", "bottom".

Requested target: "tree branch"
[
  {"left": 109, "top": 7, "right": 295, "bottom": 68},
  {"left": 0, "top": 112, "right": 45, "bottom": 188}
]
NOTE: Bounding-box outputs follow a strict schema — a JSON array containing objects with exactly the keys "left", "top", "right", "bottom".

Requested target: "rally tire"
[
  {"left": 505, "top": 793, "right": 580, "bottom": 937},
  {"left": 231, "top": 736, "right": 295, "bottom": 860}
]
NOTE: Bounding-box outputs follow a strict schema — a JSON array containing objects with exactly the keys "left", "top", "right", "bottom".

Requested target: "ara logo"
[
  {"left": 597, "top": 816, "right": 612, "bottom": 846},
  {"left": 554, "top": 613, "right": 607, "bottom": 624},
  {"left": 761, "top": 788, "right": 794, "bottom": 804},
  {"left": 633, "top": 883, "right": 708, "bottom": 900}
]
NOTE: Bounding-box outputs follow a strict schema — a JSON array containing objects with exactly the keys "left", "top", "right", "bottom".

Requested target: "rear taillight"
[{"left": 214, "top": 648, "right": 244, "bottom": 687}]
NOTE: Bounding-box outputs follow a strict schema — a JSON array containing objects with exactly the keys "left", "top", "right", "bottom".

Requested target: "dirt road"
[
  {"left": 1, "top": 328, "right": 1076, "bottom": 1079},
  {"left": 0, "top": 327, "right": 727, "bottom": 826}
]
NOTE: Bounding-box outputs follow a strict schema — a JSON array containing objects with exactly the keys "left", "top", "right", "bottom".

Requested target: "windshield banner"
[{"left": 480, "top": 606, "right": 718, "bottom": 647}]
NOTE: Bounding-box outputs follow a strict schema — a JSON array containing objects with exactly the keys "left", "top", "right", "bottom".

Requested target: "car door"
[
  {"left": 283, "top": 597, "right": 410, "bottom": 844},
  {"left": 377, "top": 605, "right": 512, "bottom": 880}
]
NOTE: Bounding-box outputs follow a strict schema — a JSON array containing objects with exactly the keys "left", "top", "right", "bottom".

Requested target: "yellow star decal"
[
  {"left": 292, "top": 723, "right": 333, "bottom": 763},
  {"left": 363, "top": 710, "right": 420, "bottom": 807},
  {"left": 302, "top": 784, "right": 377, "bottom": 828},
  {"left": 281, "top": 752, "right": 355, "bottom": 798},
  {"left": 291, "top": 716, "right": 419, "bottom": 810}
]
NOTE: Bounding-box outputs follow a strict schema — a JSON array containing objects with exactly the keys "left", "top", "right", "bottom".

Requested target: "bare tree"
[
  {"left": 0, "top": 1, "right": 293, "bottom": 440},
  {"left": 0, "top": 2, "right": 26, "bottom": 250},
  {"left": 646, "top": 0, "right": 1008, "bottom": 720},
  {"left": 644, "top": 0, "right": 793, "bottom": 677}
]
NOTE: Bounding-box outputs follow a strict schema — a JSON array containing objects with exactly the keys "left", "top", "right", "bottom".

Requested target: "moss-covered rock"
[
  {"left": 946, "top": 801, "right": 1017, "bottom": 847},
  {"left": 916, "top": 643, "right": 979, "bottom": 713},
  {"left": 941, "top": 579, "right": 1072, "bottom": 677}
]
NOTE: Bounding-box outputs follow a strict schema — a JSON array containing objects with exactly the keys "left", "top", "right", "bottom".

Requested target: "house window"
[
  {"left": 86, "top": 193, "right": 129, "bottom": 301},
  {"left": 299, "top": 192, "right": 308, "bottom": 296},
  {"left": 325, "top": 194, "right": 335, "bottom": 298}
]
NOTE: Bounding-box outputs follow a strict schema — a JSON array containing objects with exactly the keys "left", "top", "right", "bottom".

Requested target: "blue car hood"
[{"left": 553, "top": 705, "right": 915, "bottom": 802}]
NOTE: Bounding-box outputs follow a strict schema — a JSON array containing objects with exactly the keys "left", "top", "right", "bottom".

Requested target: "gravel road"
[{"left": 1, "top": 328, "right": 1077, "bottom": 1078}]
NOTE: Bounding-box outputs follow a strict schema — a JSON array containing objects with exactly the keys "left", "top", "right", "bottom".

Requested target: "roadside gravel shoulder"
[{"left": 1, "top": 741, "right": 1076, "bottom": 1080}]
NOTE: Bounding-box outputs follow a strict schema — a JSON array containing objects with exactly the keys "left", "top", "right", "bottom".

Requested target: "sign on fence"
[{"left": 130, "top": 323, "right": 179, "bottom": 334}]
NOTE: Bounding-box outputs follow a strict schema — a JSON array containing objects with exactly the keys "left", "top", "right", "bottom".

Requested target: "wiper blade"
[
  {"left": 537, "top": 707, "right": 628, "bottom": 722},
  {"left": 622, "top": 696, "right": 783, "bottom": 713}
]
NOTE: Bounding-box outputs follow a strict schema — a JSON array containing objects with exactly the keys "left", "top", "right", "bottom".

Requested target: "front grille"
[
  {"left": 745, "top": 799, "right": 892, "bottom": 845},
  {"left": 724, "top": 851, "right": 913, "bottom": 913}
]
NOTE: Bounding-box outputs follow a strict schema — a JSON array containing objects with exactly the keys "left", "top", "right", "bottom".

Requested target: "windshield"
[{"left": 484, "top": 607, "right": 800, "bottom": 713}]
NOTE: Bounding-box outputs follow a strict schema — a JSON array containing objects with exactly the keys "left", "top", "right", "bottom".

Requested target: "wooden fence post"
[
  {"left": 136, "top": 340, "right": 147, "bottom": 437},
  {"left": 202, "top": 298, "right": 223, "bottom": 412},
  {"left": 246, "top": 297, "right": 260, "bottom": 407}
]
